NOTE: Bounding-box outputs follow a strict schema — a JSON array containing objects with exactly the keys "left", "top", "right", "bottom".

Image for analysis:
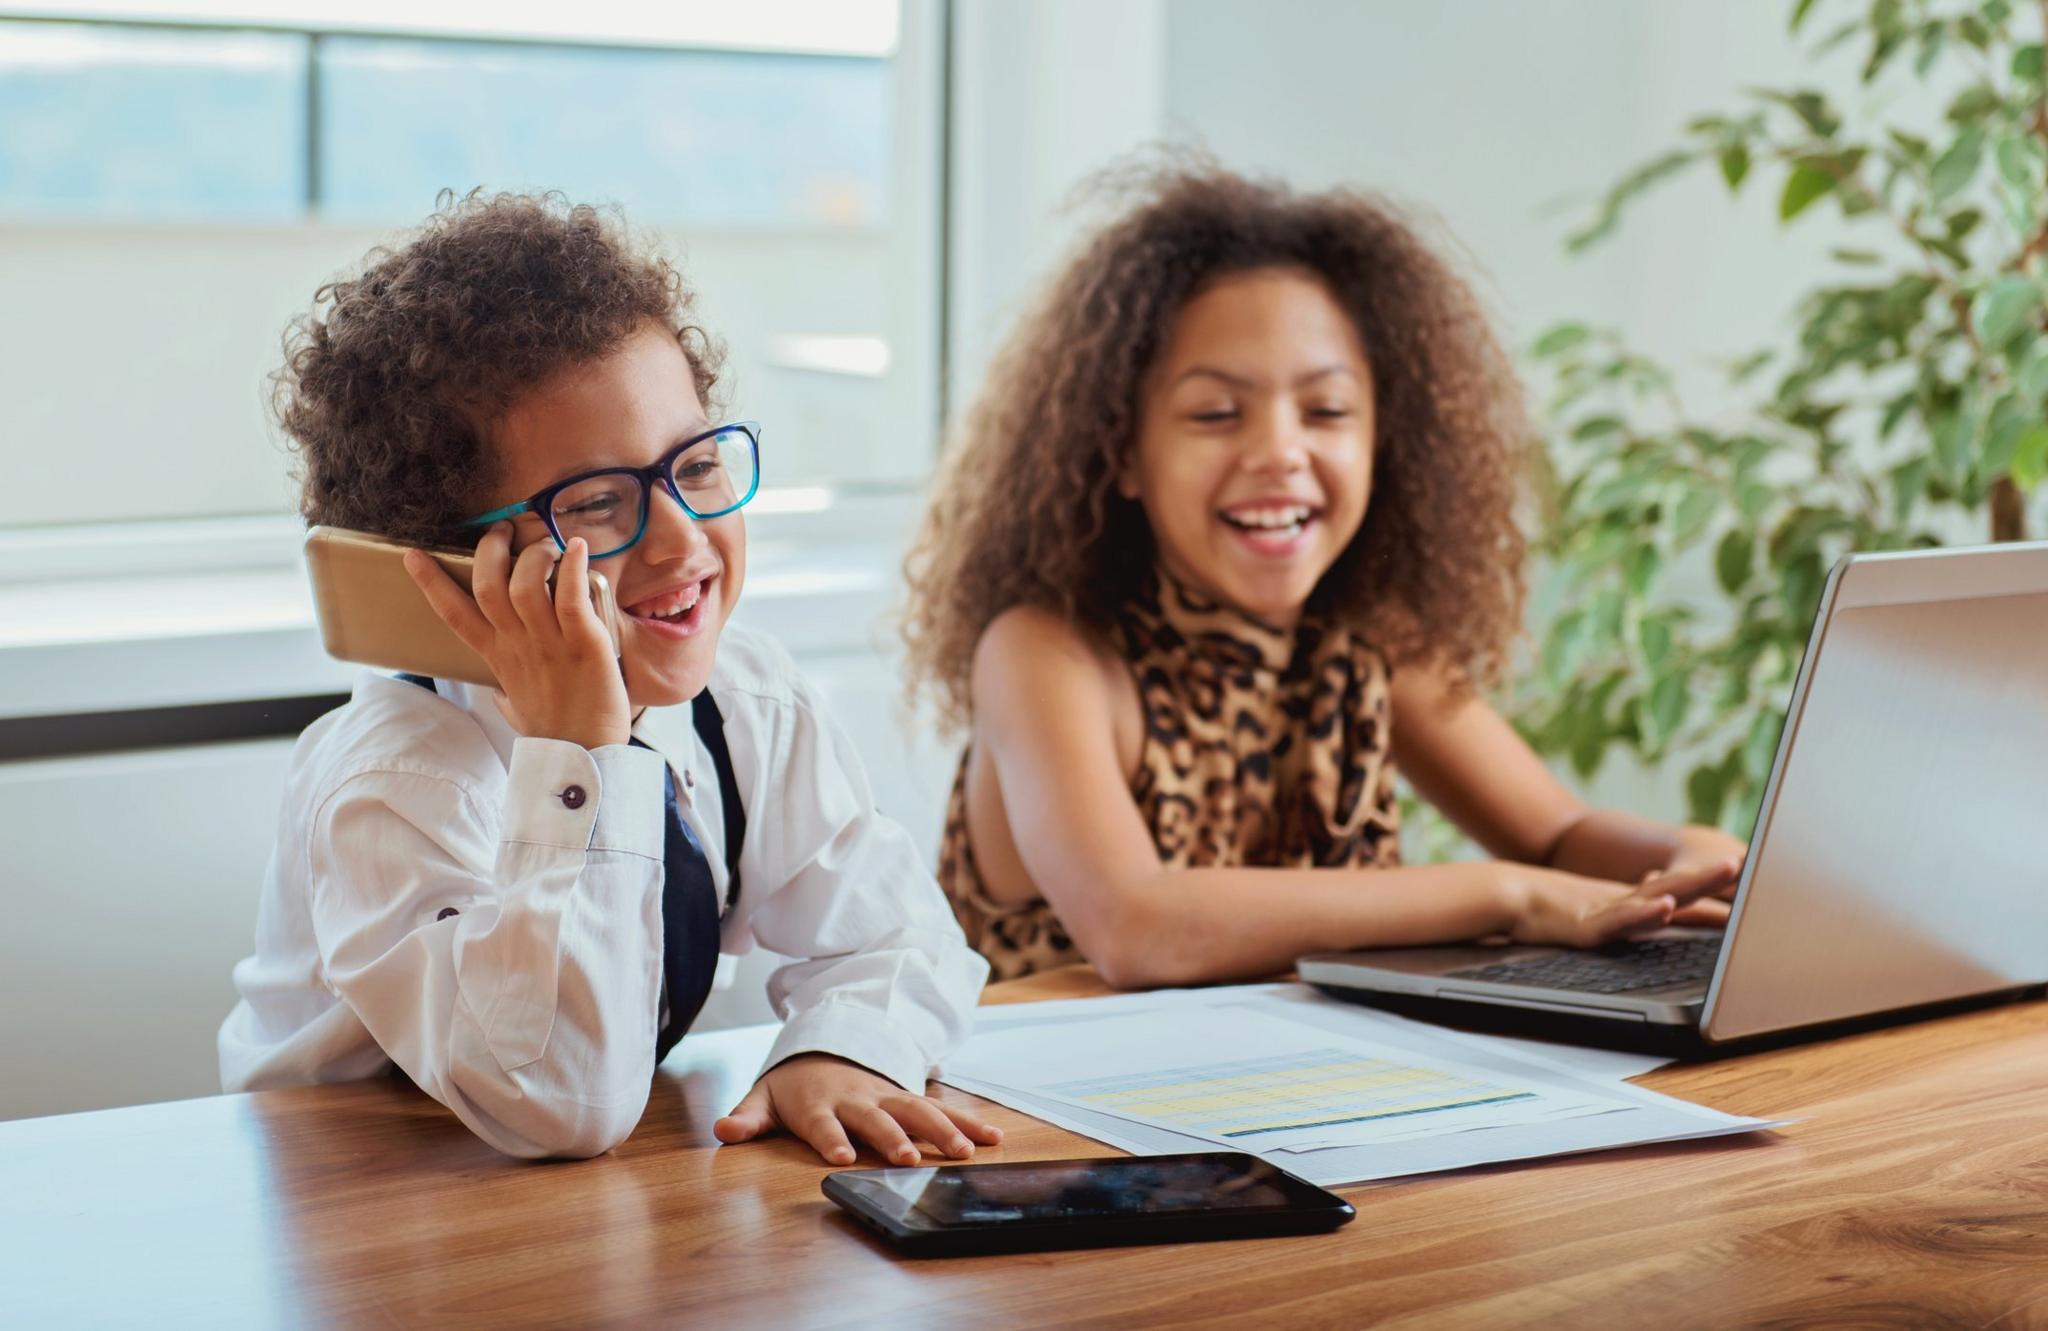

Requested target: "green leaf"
[
  {"left": 1686, "top": 762, "right": 1728, "bottom": 826},
  {"left": 2013, "top": 43, "right": 2044, "bottom": 81},
  {"left": 1648, "top": 673, "right": 1690, "bottom": 746},
  {"left": 1568, "top": 150, "right": 1698, "bottom": 253},
  {"left": 1625, "top": 544, "right": 1662, "bottom": 600},
  {"left": 1719, "top": 143, "right": 1751, "bottom": 192},
  {"left": 1638, "top": 615, "right": 1674, "bottom": 672},
  {"left": 1932, "top": 402, "right": 1981, "bottom": 481},
  {"left": 1972, "top": 276, "right": 2042, "bottom": 350},
  {"left": 1890, "top": 455, "right": 1930, "bottom": 521},
  {"left": 1591, "top": 583, "right": 1626, "bottom": 644},
  {"left": 1915, "top": 25, "right": 1948, "bottom": 77},
  {"left": 1572, "top": 414, "right": 1627, "bottom": 441},
  {"left": 1542, "top": 610, "right": 1588, "bottom": 686},
  {"left": 1878, "top": 391, "right": 1915, "bottom": 439},
  {"left": 1830, "top": 247, "right": 1883, "bottom": 265},
  {"left": 1995, "top": 133, "right": 2046, "bottom": 198},
  {"left": 2012, "top": 424, "right": 2048, "bottom": 490},
  {"left": 1929, "top": 126, "right": 1987, "bottom": 202},
  {"left": 2016, "top": 340, "right": 2048, "bottom": 400},
  {"left": 1790, "top": 0, "right": 1819, "bottom": 32},
  {"left": 1757, "top": 89, "right": 1842, "bottom": 137},
  {"left": 1674, "top": 488, "right": 1719, "bottom": 545},
  {"left": 1531, "top": 323, "right": 1591, "bottom": 358},
  {"left": 1742, "top": 709, "right": 1784, "bottom": 783},
  {"left": 1781, "top": 550, "right": 1826, "bottom": 625},
  {"left": 1946, "top": 82, "right": 2001, "bottom": 121},
  {"left": 1888, "top": 128, "right": 1931, "bottom": 162},
  {"left": 1715, "top": 529, "right": 1753, "bottom": 593},
  {"left": 1779, "top": 164, "right": 1836, "bottom": 221},
  {"left": 1569, "top": 723, "right": 1606, "bottom": 781}
]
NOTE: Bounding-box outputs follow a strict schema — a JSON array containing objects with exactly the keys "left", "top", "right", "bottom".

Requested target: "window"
[
  {"left": 316, "top": 39, "right": 892, "bottom": 230},
  {"left": 0, "top": 23, "right": 306, "bottom": 220},
  {"left": 0, "top": 3, "right": 939, "bottom": 538}
]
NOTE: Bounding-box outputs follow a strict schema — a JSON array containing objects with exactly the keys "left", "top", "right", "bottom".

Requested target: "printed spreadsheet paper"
[
  {"left": 951, "top": 1006, "right": 1615, "bottom": 1153},
  {"left": 941, "top": 986, "right": 1782, "bottom": 1185}
]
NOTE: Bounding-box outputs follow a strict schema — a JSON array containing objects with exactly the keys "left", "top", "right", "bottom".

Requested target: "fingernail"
[{"left": 833, "top": 1149, "right": 853, "bottom": 1164}]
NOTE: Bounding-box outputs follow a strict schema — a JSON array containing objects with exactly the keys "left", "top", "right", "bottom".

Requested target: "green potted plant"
[{"left": 1517, "top": 0, "right": 2048, "bottom": 834}]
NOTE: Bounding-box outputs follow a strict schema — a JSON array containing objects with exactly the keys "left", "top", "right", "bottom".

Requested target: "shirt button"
[
  {"left": 436, "top": 907, "right": 459, "bottom": 921},
  {"left": 561, "top": 785, "right": 588, "bottom": 810},
  {"left": 683, "top": 769, "right": 695, "bottom": 789}
]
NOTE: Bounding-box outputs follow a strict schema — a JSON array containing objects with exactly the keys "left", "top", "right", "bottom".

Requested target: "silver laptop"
[{"left": 1300, "top": 541, "right": 2048, "bottom": 1047}]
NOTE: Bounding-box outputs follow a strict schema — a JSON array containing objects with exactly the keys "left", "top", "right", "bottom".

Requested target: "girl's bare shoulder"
[{"left": 970, "top": 605, "right": 1140, "bottom": 750}]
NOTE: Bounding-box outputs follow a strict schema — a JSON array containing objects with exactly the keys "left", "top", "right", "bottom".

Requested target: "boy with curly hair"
[{"left": 220, "top": 192, "right": 1000, "bottom": 1164}]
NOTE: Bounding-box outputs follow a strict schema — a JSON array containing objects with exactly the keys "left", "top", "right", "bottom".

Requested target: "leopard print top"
[{"left": 937, "top": 571, "right": 1402, "bottom": 981}]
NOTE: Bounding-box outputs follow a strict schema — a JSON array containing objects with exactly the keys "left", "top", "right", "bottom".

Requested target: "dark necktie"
[
  {"left": 393, "top": 674, "right": 734, "bottom": 1067},
  {"left": 631, "top": 736, "right": 721, "bottom": 1063}
]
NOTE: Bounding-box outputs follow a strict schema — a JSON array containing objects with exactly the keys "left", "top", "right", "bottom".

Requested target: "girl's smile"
[{"left": 1121, "top": 266, "right": 1375, "bottom": 629}]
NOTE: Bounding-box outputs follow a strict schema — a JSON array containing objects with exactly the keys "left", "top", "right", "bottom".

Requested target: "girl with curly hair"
[
  {"left": 220, "top": 192, "right": 1000, "bottom": 1166},
  {"left": 903, "top": 164, "right": 1746, "bottom": 986}
]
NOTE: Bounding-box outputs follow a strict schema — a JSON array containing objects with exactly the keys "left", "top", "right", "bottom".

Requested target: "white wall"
[
  {"left": 945, "top": 0, "right": 1166, "bottom": 413},
  {"left": 1161, "top": 0, "right": 1897, "bottom": 415}
]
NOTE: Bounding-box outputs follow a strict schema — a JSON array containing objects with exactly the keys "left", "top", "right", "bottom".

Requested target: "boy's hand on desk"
[{"left": 712, "top": 1053, "right": 1004, "bottom": 1167}]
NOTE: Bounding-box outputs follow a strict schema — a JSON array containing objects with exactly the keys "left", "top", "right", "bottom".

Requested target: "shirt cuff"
[
  {"left": 499, "top": 736, "right": 665, "bottom": 859},
  {"left": 763, "top": 1000, "right": 932, "bottom": 1095}
]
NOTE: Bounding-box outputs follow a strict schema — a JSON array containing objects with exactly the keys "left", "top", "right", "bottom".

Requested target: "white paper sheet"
[
  {"left": 944, "top": 985, "right": 1781, "bottom": 1186},
  {"left": 951, "top": 1004, "right": 1619, "bottom": 1153}
]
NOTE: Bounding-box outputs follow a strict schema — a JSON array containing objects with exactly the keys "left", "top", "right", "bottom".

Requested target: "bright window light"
[{"left": 0, "top": 1, "right": 900, "bottom": 56}]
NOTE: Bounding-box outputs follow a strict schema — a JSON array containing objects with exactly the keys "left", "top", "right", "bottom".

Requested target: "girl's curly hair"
[
  {"left": 277, "top": 190, "right": 722, "bottom": 546},
  {"left": 903, "top": 161, "right": 1530, "bottom": 728}
]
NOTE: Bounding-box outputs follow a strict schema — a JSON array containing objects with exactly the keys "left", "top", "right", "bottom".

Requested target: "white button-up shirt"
[{"left": 218, "top": 623, "right": 988, "bottom": 1158}]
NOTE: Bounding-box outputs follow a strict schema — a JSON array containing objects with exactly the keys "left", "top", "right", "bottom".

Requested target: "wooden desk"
[{"left": 6, "top": 969, "right": 2048, "bottom": 1329}]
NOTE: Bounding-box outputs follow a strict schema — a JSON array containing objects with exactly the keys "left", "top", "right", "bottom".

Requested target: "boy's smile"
[{"left": 485, "top": 321, "right": 744, "bottom": 707}]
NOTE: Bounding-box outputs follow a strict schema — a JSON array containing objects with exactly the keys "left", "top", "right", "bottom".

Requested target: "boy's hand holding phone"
[
  {"left": 714, "top": 1053, "right": 1005, "bottom": 1167},
  {"left": 406, "top": 523, "right": 632, "bottom": 750}
]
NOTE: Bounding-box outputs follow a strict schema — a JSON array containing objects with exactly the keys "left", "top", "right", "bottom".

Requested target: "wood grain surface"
[{"left": 5, "top": 968, "right": 2047, "bottom": 1329}]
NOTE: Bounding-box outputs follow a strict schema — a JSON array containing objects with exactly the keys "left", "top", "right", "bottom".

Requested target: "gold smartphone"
[{"left": 304, "top": 526, "right": 622, "bottom": 689}]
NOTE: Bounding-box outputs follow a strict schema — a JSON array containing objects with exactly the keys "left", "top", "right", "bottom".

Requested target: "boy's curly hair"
[
  {"left": 902, "top": 161, "right": 1530, "bottom": 728},
  {"left": 277, "top": 190, "right": 722, "bottom": 546}
]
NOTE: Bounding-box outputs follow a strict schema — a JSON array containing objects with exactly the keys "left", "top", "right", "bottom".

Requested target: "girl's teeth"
[{"left": 1226, "top": 508, "right": 1312, "bottom": 530}]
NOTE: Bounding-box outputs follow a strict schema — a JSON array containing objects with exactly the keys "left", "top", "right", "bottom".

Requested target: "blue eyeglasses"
[{"left": 464, "top": 421, "right": 762, "bottom": 559}]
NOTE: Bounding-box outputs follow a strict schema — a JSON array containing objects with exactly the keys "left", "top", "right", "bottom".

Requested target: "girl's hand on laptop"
[
  {"left": 407, "top": 525, "right": 632, "bottom": 750},
  {"left": 712, "top": 1052, "right": 1005, "bottom": 1167},
  {"left": 1503, "top": 859, "right": 1743, "bottom": 950},
  {"left": 1663, "top": 825, "right": 1749, "bottom": 894}
]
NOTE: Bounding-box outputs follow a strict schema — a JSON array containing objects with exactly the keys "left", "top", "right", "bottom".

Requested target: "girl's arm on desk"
[{"left": 966, "top": 612, "right": 1740, "bottom": 990}]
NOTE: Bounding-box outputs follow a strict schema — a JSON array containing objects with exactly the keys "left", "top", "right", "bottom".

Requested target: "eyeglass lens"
[{"left": 546, "top": 427, "right": 756, "bottom": 554}]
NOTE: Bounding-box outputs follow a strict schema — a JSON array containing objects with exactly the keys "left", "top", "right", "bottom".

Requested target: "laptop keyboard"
[{"left": 1446, "top": 936, "right": 1724, "bottom": 995}]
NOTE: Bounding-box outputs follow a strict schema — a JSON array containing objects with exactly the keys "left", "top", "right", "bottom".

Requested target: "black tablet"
[{"left": 821, "top": 1152, "right": 1354, "bottom": 1257}]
